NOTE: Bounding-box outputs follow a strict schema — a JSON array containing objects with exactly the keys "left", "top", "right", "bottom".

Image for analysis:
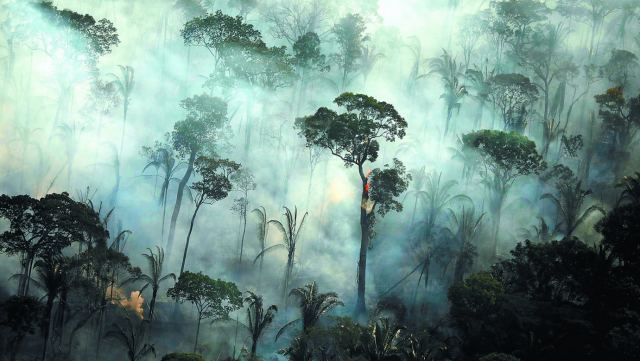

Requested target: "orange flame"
[{"left": 107, "top": 286, "right": 145, "bottom": 319}]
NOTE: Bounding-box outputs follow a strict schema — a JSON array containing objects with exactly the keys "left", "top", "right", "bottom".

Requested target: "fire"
[
  {"left": 106, "top": 286, "right": 145, "bottom": 319},
  {"left": 364, "top": 169, "right": 372, "bottom": 193}
]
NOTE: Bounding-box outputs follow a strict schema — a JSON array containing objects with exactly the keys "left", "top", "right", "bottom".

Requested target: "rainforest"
[{"left": 1, "top": 1, "right": 639, "bottom": 361}]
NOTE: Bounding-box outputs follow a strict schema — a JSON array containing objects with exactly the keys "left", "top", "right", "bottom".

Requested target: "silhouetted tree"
[
  {"left": 180, "top": 157, "right": 238, "bottom": 276},
  {"left": 166, "top": 95, "right": 230, "bottom": 255},
  {"left": 462, "top": 130, "right": 546, "bottom": 258},
  {"left": 123, "top": 247, "right": 176, "bottom": 321},
  {"left": 296, "top": 93, "right": 410, "bottom": 317},
  {"left": 244, "top": 291, "right": 277, "bottom": 357}
]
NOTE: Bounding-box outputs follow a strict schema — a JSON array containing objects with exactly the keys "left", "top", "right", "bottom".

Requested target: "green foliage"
[
  {"left": 462, "top": 130, "right": 546, "bottom": 182},
  {"left": 191, "top": 156, "right": 239, "bottom": 206},
  {"left": 600, "top": 49, "right": 638, "bottom": 88},
  {"left": 296, "top": 92, "right": 407, "bottom": 167},
  {"left": 488, "top": 73, "right": 539, "bottom": 132},
  {"left": 595, "top": 88, "right": 640, "bottom": 162},
  {"left": 332, "top": 13, "right": 368, "bottom": 88},
  {"left": 277, "top": 282, "right": 343, "bottom": 339},
  {"left": 370, "top": 159, "right": 411, "bottom": 216},
  {"left": 172, "top": 94, "right": 230, "bottom": 159},
  {"left": 449, "top": 272, "right": 503, "bottom": 322},
  {"left": 181, "top": 10, "right": 261, "bottom": 61},
  {"left": 293, "top": 32, "right": 329, "bottom": 72},
  {"left": 541, "top": 179, "right": 605, "bottom": 236},
  {"left": 35, "top": 1, "right": 119, "bottom": 65},
  {"left": 244, "top": 291, "right": 277, "bottom": 355},
  {"left": 168, "top": 271, "right": 243, "bottom": 322}
]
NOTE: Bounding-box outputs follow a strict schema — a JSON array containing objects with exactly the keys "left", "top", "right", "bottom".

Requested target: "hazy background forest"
[{"left": 1, "top": 1, "right": 639, "bottom": 361}]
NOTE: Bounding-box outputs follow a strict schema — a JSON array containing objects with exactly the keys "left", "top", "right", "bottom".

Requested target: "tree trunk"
[
  {"left": 239, "top": 211, "right": 247, "bottom": 264},
  {"left": 194, "top": 316, "right": 202, "bottom": 353},
  {"left": 119, "top": 99, "right": 129, "bottom": 156},
  {"left": 180, "top": 203, "right": 201, "bottom": 277},
  {"left": 283, "top": 253, "right": 294, "bottom": 308},
  {"left": 355, "top": 165, "right": 369, "bottom": 318},
  {"left": 149, "top": 287, "right": 158, "bottom": 321},
  {"left": 167, "top": 151, "right": 196, "bottom": 255},
  {"left": 41, "top": 296, "right": 54, "bottom": 361},
  {"left": 492, "top": 202, "right": 503, "bottom": 259}
]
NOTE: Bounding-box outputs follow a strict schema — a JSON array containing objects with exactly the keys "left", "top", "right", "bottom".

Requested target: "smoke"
[{"left": 0, "top": 0, "right": 637, "bottom": 358}]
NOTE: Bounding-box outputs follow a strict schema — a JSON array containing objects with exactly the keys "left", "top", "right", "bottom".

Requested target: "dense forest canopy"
[{"left": 0, "top": 1, "right": 639, "bottom": 361}]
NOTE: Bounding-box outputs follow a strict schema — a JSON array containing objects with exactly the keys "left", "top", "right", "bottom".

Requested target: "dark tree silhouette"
[
  {"left": 296, "top": 93, "right": 410, "bottom": 317},
  {"left": 166, "top": 95, "right": 231, "bottom": 256}
]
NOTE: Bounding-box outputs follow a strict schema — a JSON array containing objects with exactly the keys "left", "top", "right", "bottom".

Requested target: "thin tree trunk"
[
  {"left": 41, "top": 297, "right": 54, "bottom": 361},
  {"left": 194, "top": 316, "right": 202, "bottom": 353},
  {"left": 180, "top": 203, "right": 201, "bottom": 277},
  {"left": 355, "top": 165, "right": 369, "bottom": 318},
  {"left": 239, "top": 211, "right": 247, "bottom": 264},
  {"left": 149, "top": 288, "right": 158, "bottom": 321},
  {"left": 167, "top": 151, "right": 196, "bottom": 255}
]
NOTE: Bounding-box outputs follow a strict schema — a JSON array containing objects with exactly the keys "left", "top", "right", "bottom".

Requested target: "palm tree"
[
  {"left": 105, "top": 317, "right": 155, "bottom": 361},
  {"left": 541, "top": 179, "right": 605, "bottom": 237},
  {"left": 12, "top": 254, "right": 70, "bottom": 361},
  {"left": 251, "top": 206, "right": 269, "bottom": 274},
  {"left": 359, "top": 318, "right": 405, "bottom": 361},
  {"left": 422, "top": 172, "right": 471, "bottom": 241},
  {"left": 429, "top": 50, "right": 467, "bottom": 136},
  {"left": 141, "top": 146, "right": 184, "bottom": 243},
  {"left": 244, "top": 291, "right": 278, "bottom": 358},
  {"left": 381, "top": 172, "right": 469, "bottom": 302},
  {"left": 122, "top": 247, "right": 175, "bottom": 321},
  {"left": 111, "top": 65, "right": 135, "bottom": 155},
  {"left": 276, "top": 282, "right": 343, "bottom": 340},
  {"left": 446, "top": 207, "right": 484, "bottom": 284},
  {"left": 464, "top": 63, "right": 493, "bottom": 129},
  {"left": 255, "top": 206, "right": 308, "bottom": 305}
]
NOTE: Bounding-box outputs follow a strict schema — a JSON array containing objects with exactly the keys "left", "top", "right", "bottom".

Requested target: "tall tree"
[
  {"left": 296, "top": 92, "right": 410, "bottom": 317},
  {"left": 446, "top": 207, "right": 484, "bottom": 284},
  {"left": 123, "top": 246, "right": 176, "bottom": 321},
  {"left": 251, "top": 206, "right": 269, "bottom": 276},
  {"left": 243, "top": 291, "right": 277, "bottom": 358},
  {"left": 180, "top": 157, "right": 238, "bottom": 276},
  {"left": 141, "top": 144, "right": 184, "bottom": 244},
  {"left": 488, "top": 73, "right": 539, "bottom": 133},
  {"left": 594, "top": 88, "right": 640, "bottom": 180},
  {"left": 429, "top": 50, "right": 467, "bottom": 137},
  {"left": 255, "top": 206, "right": 307, "bottom": 305},
  {"left": 231, "top": 168, "right": 256, "bottom": 265},
  {"left": 111, "top": 65, "right": 135, "bottom": 155},
  {"left": 167, "top": 272, "right": 243, "bottom": 352},
  {"left": 0, "top": 193, "right": 107, "bottom": 296},
  {"left": 462, "top": 130, "right": 546, "bottom": 258},
  {"left": 165, "top": 94, "right": 231, "bottom": 255},
  {"left": 332, "top": 14, "right": 368, "bottom": 91}
]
